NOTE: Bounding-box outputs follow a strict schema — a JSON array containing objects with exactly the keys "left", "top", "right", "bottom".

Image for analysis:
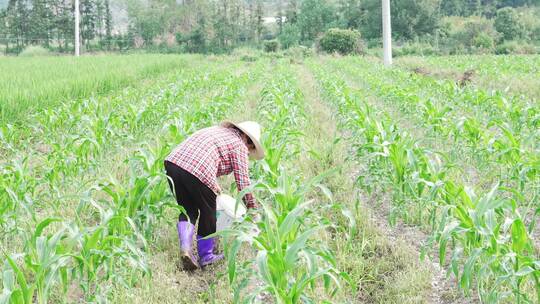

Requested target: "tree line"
[
  {"left": 0, "top": 0, "right": 114, "bottom": 54},
  {"left": 0, "top": 0, "right": 538, "bottom": 55}
]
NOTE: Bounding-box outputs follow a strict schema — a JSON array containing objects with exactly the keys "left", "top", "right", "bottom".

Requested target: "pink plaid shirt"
[{"left": 166, "top": 126, "right": 256, "bottom": 208}]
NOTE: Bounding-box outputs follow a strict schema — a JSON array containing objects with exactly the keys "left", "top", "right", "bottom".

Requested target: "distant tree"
[
  {"left": 498, "top": 0, "right": 538, "bottom": 7},
  {"left": 337, "top": 0, "right": 363, "bottom": 29},
  {"left": 254, "top": 0, "right": 263, "bottom": 42},
  {"left": 212, "top": 2, "right": 229, "bottom": 49},
  {"left": 278, "top": 23, "right": 300, "bottom": 48},
  {"left": 465, "top": 0, "right": 482, "bottom": 16},
  {"left": 53, "top": 0, "right": 73, "bottom": 51},
  {"left": 29, "top": 0, "right": 52, "bottom": 47},
  {"left": 275, "top": 0, "right": 283, "bottom": 34},
  {"left": 136, "top": 7, "right": 163, "bottom": 46},
  {"left": 6, "top": 0, "right": 30, "bottom": 50},
  {"left": 231, "top": 0, "right": 242, "bottom": 44},
  {"left": 184, "top": 19, "right": 207, "bottom": 53},
  {"left": 440, "top": 0, "right": 538, "bottom": 17},
  {"left": 80, "top": 0, "right": 98, "bottom": 46},
  {"left": 494, "top": 7, "right": 526, "bottom": 40},
  {"left": 446, "top": 17, "right": 499, "bottom": 53},
  {"left": 0, "top": 8, "right": 7, "bottom": 53},
  {"left": 285, "top": 0, "right": 298, "bottom": 24},
  {"left": 104, "top": 0, "right": 112, "bottom": 49},
  {"left": 472, "top": 32, "right": 494, "bottom": 50},
  {"left": 211, "top": 0, "right": 237, "bottom": 50},
  {"left": 297, "top": 0, "right": 336, "bottom": 44},
  {"left": 441, "top": 0, "right": 465, "bottom": 16},
  {"left": 361, "top": 0, "right": 441, "bottom": 40}
]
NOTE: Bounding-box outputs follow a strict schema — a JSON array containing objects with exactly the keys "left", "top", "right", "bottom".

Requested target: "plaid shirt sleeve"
[{"left": 230, "top": 146, "right": 256, "bottom": 209}]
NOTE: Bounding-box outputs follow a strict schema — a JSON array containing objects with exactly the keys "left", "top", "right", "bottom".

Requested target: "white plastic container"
[{"left": 216, "top": 194, "right": 246, "bottom": 231}]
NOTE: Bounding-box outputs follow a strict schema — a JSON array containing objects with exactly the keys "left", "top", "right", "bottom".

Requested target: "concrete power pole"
[
  {"left": 75, "top": 0, "right": 80, "bottom": 56},
  {"left": 382, "top": 0, "right": 392, "bottom": 66}
]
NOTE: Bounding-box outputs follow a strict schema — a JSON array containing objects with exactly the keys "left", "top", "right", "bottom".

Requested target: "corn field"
[{"left": 0, "top": 54, "right": 538, "bottom": 303}]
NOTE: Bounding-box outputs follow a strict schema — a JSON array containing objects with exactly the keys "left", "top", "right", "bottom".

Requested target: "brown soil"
[
  {"left": 408, "top": 65, "right": 477, "bottom": 88},
  {"left": 361, "top": 190, "right": 476, "bottom": 304}
]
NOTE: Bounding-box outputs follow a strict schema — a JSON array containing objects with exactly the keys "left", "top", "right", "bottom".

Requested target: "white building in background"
[{"left": 263, "top": 16, "right": 286, "bottom": 25}]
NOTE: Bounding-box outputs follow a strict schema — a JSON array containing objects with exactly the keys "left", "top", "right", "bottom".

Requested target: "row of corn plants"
[
  {"left": 328, "top": 57, "right": 538, "bottom": 174},
  {"left": 221, "top": 64, "right": 349, "bottom": 303},
  {"left": 331, "top": 57, "right": 539, "bottom": 259},
  {"left": 399, "top": 55, "right": 540, "bottom": 98},
  {"left": 326, "top": 57, "right": 539, "bottom": 235},
  {"left": 0, "top": 60, "right": 223, "bottom": 240},
  {"left": 307, "top": 61, "right": 539, "bottom": 304},
  {"left": 0, "top": 58, "right": 263, "bottom": 303},
  {"left": 420, "top": 55, "right": 540, "bottom": 77},
  {"left": 0, "top": 57, "right": 251, "bottom": 236}
]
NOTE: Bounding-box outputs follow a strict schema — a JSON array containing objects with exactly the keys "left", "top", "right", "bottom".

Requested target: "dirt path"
[
  {"left": 298, "top": 61, "right": 475, "bottom": 304},
  {"left": 364, "top": 191, "right": 474, "bottom": 304}
]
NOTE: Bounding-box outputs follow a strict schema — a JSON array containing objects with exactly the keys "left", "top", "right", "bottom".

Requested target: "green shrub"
[
  {"left": 393, "top": 42, "right": 438, "bottom": 57},
  {"left": 532, "top": 26, "right": 540, "bottom": 41},
  {"left": 441, "top": 16, "right": 499, "bottom": 54},
  {"left": 495, "top": 41, "right": 538, "bottom": 55},
  {"left": 284, "top": 46, "right": 314, "bottom": 58},
  {"left": 263, "top": 40, "right": 279, "bottom": 52},
  {"left": 495, "top": 41, "right": 518, "bottom": 54},
  {"left": 231, "top": 47, "right": 261, "bottom": 61},
  {"left": 494, "top": 7, "right": 526, "bottom": 41},
  {"left": 19, "top": 45, "right": 51, "bottom": 57},
  {"left": 366, "top": 39, "right": 381, "bottom": 49},
  {"left": 473, "top": 33, "right": 494, "bottom": 51},
  {"left": 282, "top": 46, "right": 314, "bottom": 63},
  {"left": 319, "top": 28, "right": 363, "bottom": 55}
]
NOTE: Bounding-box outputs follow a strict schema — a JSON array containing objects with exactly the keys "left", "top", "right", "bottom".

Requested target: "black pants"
[{"left": 164, "top": 161, "right": 217, "bottom": 237}]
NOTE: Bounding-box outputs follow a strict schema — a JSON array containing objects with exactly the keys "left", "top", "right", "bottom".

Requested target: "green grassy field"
[
  {"left": 0, "top": 54, "right": 538, "bottom": 304},
  {"left": 0, "top": 54, "right": 190, "bottom": 123}
]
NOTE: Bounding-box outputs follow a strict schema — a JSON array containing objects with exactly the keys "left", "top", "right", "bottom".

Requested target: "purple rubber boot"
[
  {"left": 177, "top": 221, "right": 199, "bottom": 270},
  {"left": 197, "top": 236, "right": 224, "bottom": 267}
]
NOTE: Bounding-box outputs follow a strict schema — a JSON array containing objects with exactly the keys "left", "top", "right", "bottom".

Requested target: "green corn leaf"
[
  {"left": 256, "top": 251, "right": 272, "bottom": 286},
  {"left": 511, "top": 218, "right": 529, "bottom": 253},
  {"left": 515, "top": 266, "right": 534, "bottom": 277},
  {"left": 284, "top": 227, "right": 320, "bottom": 268},
  {"left": 227, "top": 239, "right": 242, "bottom": 284},
  {"left": 33, "top": 218, "right": 62, "bottom": 240},
  {"left": 85, "top": 227, "right": 104, "bottom": 251},
  {"left": 5, "top": 255, "right": 31, "bottom": 304},
  {"left": 340, "top": 208, "right": 357, "bottom": 240},
  {"left": 2, "top": 269, "right": 14, "bottom": 290},
  {"left": 474, "top": 184, "right": 504, "bottom": 216},
  {"left": 0, "top": 292, "right": 12, "bottom": 304},
  {"left": 459, "top": 249, "right": 481, "bottom": 293},
  {"left": 278, "top": 201, "right": 310, "bottom": 238}
]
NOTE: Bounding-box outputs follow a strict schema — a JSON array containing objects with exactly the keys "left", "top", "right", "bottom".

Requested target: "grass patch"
[{"left": 0, "top": 54, "right": 194, "bottom": 123}]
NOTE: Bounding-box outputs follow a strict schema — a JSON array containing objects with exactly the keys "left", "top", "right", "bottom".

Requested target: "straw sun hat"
[{"left": 221, "top": 121, "right": 265, "bottom": 160}]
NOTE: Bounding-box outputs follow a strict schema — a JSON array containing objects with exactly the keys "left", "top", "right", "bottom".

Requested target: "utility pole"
[
  {"left": 382, "top": 0, "right": 391, "bottom": 66},
  {"left": 75, "top": 0, "right": 80, "bottom": 56}
]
